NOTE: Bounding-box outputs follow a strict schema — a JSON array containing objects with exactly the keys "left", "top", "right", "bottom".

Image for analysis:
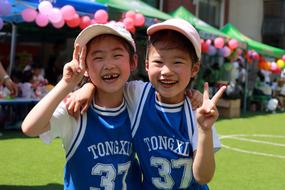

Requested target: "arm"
[
  {"left": 65, "top": 82, "right": 95, "bottom": 119},
  {"left": 192, "top": 83, "right": 226, "bottom": 184},
  {"left": 0, "top": 63, "right": 18, "bottom": 97},
  {"left": 21, "top": 45, "right": 86, "bottom": 137}
]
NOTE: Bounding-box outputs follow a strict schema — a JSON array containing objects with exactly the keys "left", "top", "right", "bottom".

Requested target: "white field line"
[{"left": 220, "top": 134, "right": 285, "bottom": 159}]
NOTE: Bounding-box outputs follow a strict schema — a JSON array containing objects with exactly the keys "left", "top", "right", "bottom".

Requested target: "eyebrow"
[{"left": 90, "top": 47, "right": 124, "bottom": 57}]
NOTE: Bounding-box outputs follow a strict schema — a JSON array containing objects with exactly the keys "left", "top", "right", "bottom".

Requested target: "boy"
[{"left": 21, "top": 23, "right": 141, "bottom": 190}]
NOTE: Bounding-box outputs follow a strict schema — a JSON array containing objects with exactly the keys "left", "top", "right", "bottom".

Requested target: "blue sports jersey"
[
  {"left": 132, "top": 83, "right": 208, "bottom": 190},
  {"left": 64, "top": 101, "right": 142, "bottom": 190}
]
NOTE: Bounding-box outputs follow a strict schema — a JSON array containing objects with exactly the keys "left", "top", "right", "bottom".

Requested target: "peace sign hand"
[
  {"left": 196, "top": 82, "right": 226, "bottom": 131},
  {"left": 62, "top": 44, "right": 86, "bottom": 87}
]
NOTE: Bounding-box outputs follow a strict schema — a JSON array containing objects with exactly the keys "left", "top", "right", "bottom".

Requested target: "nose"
[
  {"left": 161, "top": 64, "right": 173, "bottom": 76},
  {"left": 103, "top": 59, "right": 116, "bottom": 70}
]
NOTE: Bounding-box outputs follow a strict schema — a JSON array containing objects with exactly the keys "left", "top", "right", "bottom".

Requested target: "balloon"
[
  {"left": 94, "top": 9, "right": 108, "bottom": 24},
  {"left": 21, "top": 8, "right": 38, "bottom": 22},
  {"left": 223, "top": 46, "right": 232, "bottom": 57},
  {"left": 0, "top": 0, "right": 11, "bottom": 16},
  {"left": 79, "top": 16, "right": 91, "bottom": 29},
  {"left": 123, "top": 17, "right": 134, "bottom": 31},
  {"left": 48, "top": 8, "right": 63, "bottom": 24},
  {"left": 125, "top": 11, "right": 136, "bottom": 19},
  {"left": 252, "top": 52, "right": 260, "bottom": 60},
  {"left": 66, "top": 14, "right": 80, "bottom": 28},
  {"left": 206, "top": 39, "right": 212, "bottom": 45},
  {"left": 201, "top": 41, "right": 209, "bottom": 53},
  {"left": 38, "top": 1, "right": 53, "bottom": 15},
  {"left": 134, "top": 13, "right": 145, "bottom": 27},
  {"left": 282, "top": 55, "right": 285, "bottom": 61},
  {"left": 228, "top": 39, "right": 239, "bottom": 49},
  {"left": 35, "top": 13, "right": 49, "bottom": 27},
  {"left": 277, "top": 59, "right": 285, "bottom": 68},
  {"left": 52, "top": 18, "right": 65, "bottom": 29},
  {"left": 0, "top": 18, "right": 3, "bottom": 30},
  {"left": 214, "top": 37, "right": 224, "bottom": 48},
  {"left": 270, "top": 62, "right": 277, "bottom": 71},
  {"left": 208, "top": 45, "right": 217, "bottom": 56},
  {"left": 60, "top": 5, "right": 76, "bottom": 21}
]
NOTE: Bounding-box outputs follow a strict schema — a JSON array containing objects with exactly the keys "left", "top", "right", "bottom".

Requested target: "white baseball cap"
[
  {"left": 74, "top": 22, "right": 136, "bottom": 52},
  {"left": 147, "top": 18, "right": 201, "bottom": 60}
]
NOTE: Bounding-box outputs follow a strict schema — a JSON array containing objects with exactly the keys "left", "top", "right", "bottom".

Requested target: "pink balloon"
[
  {"left": 206, "top": 39, "right": 212, "bottom": 45},
  {"left": 228, "top": 39, "right": 239, "bottom": 49},
  {"left": 52, "top": 18, "right": 65, "bottom": 29},
  {"left": 21, "top": 8, "right": 38, "bottom": 22},
  {"left": 125, "top": 11, "right": 136, "bottom": 19},
  {"left": 214, "top": 37, "right": 224, "bottom": 48},
  {"left": 38, "top": 1, "right": 53, "bottom": 15},
  {"left": 80, "top": 16, "right": 91, "bottom": 29},
  {"left": 123, "top": 17, "right": 134, "bottom": 31},
  {"left": 252, "top": 52, "right": 260, "bottom": 60},
  {"left": 35, "top": 13, "right": 49, "bottom": 27},
  {"left": 0, "top": 0, "right": 11, "bottom": 16},
  {"left": 0, "top": 18, "right": 4, "bottom": 30},
  {"left": 48, "top": 8, "right": 63, "bottom": 24},
  {"left": 134, "top": 13, "right": 145, "bottom": 27},
  {"left": 60, "top": 5, "right": 76, "bottom": 21},
  {"left": 94, "top": 9, "right": 108, "bottom": 24},
  {"left": 282, "top": 55, "right": 285, "bottom": 61}
]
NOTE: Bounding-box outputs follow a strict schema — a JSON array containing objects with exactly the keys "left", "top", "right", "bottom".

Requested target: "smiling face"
[
  {"left": 146, "top": 30, "right": 200, "bottom": 104},
  {"left": 85, "top": 35, "right": 136, "bottom": 98}
]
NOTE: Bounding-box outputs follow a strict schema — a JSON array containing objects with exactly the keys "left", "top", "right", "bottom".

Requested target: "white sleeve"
[
  {"left": 124, "top": 80, "right": 147, "bottom": 122},
  {"left": 191, "top": 111, "right": 221, "bottom": 153},
  {"left": 39, "top": 102, "right": 78, "bottom": 151}
]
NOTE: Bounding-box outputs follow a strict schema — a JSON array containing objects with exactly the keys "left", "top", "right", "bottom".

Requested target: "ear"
[
  {"left": 145, "top": 60, "right": 149, "bottom": 72},
  {"left": 84, "top": 62, "right": 89, "bottom": 77},
  {"left": 191, "top": 63, "right": 200, "bottom": 78},
  {"left": 130, "top": 54, "right": 138, "bottom": 72}
]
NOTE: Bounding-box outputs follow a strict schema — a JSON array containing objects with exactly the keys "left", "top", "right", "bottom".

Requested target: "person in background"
[{"left": 0, "top": 62, "right": 18, "bottom": 97}]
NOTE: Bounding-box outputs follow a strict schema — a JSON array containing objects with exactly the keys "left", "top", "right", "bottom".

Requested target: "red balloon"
[
  {"left": 134, "top": 13, "right": 145, "bottom": 27},
  {"left": 79, "top": 16, "right": 91, "bottom": 29},
  {"left": 66, "top": 14, "right": 80, "bottom": 28},
  {"left": 94, "top": 9, "right": 108, "bottom": 24}
]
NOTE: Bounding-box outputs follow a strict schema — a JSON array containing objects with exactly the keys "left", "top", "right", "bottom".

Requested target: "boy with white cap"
[{"left": 21, "top": 23, "right": 142, "bottom": 190}]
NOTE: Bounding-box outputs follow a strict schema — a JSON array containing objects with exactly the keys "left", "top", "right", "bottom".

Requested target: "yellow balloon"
[{"left": 277, "top": 59, "right": 285, "bottom": 68}]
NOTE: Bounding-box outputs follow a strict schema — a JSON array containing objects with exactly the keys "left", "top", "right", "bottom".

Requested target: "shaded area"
[{"left": 0, "top": 183, "right": 63, "bottom": 190}]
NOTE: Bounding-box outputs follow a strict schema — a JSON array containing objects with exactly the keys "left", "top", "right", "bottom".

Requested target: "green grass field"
[{"left": 0, "top": 112, "right": 284, "bottom": 190}]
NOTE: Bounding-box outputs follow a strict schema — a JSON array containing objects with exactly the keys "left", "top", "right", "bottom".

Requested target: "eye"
[
  {"left": 174, "top": 61, "right": 183, "bottom": 64},
  {"left": 114, "top": 54, "right": 123, "bottom": 58},
  {"left": 153, "top": 60, "right": 163, "bottom": 64},
  {"left": 93, "top": 56, "right": 103, "bottom": 61}
]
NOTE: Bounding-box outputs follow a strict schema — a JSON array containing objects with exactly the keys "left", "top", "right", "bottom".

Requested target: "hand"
[
  {"left": 62, "top": 44, "right": 86, "bottom": 86},
  {"left": 64, "top": 83, "right": 95, "bottom": 119},
  {"left": 187, "top": 89, "right": 203, "bottom": 110},
  {"left": 4, "top": 78, "right": 18, "bottom": 97},
  {"left": 196, "top": 83, "right": 226, "bottom": 131}
]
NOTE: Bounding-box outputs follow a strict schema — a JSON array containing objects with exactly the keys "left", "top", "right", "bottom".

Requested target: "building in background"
[{"left": 143, "top": 0, "right": 284, "bottom": 50}]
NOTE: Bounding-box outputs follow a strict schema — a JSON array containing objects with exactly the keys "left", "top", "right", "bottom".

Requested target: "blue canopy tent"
[{"left": 2, "top": 0, "right": 107, "bottom": 74}]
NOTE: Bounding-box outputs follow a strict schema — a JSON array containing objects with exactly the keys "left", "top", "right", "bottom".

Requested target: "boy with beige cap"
[{"left": 21, "top": 23, "right": 142, "bottom": 190}]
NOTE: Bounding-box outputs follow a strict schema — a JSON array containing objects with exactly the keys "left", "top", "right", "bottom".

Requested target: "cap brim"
[{"left": 75, "top": 25, "right": 123, "bottom": 48}]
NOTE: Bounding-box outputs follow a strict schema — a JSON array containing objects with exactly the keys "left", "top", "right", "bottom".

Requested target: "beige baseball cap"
[
  {"left": 147, "top": 18, "right": 201, "bottom": 60},
  {"left": 74, "top": 22, "right": 136, "bottom": 52}
]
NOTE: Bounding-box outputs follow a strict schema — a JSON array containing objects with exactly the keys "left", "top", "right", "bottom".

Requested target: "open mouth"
[
  {"left": 159, "top": 80, "right": 177, "bottom": 86},
  {"left": 102, "top": 74, "right": 120, "bottom": 81}
]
